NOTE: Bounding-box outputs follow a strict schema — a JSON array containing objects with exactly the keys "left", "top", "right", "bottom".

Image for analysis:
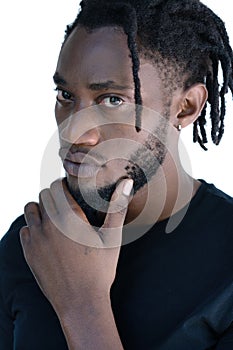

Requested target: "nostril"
[{"left": 60, "top": 125, "right": 100, "bottom": 146}]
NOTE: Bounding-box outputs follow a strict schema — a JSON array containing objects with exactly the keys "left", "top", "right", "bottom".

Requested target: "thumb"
[{"left": 100, "top": 179, "right": 133, "bottom": 247}]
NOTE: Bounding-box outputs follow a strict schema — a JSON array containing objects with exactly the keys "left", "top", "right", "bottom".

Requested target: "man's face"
[{"left": 54, "top": 26, "right": 171, "bottom": 220}]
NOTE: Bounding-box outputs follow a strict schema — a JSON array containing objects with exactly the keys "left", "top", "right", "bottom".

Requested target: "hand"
[{"left": 19, "top": 178, "right": 133, "bottom": 318}]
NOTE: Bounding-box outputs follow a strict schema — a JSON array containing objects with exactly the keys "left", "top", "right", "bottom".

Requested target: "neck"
[{"left": 124, "top": 146, "right": 200, "bottom": 227}]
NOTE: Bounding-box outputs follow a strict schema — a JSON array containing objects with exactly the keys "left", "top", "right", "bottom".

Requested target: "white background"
[{"left": 0, "top": 1, "right": 233, "bottom": 237}]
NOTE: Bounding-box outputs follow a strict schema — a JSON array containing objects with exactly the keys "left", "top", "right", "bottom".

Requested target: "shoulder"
[
  {"left": 168, "top": 180, "right": 233, "bottom": 256},
  {"left": 0, "top": 215, "right": 32, "bottom": 297},
  {"left": 187, "top": 181, "right": 233, "bottom": 263},
  {"left": 194, "top": 180, "right": 233, "bottom": 221},
  {"left": 167, "top": 181, "right": 233, "bottom": 235},
  {"left": 0, "top": 215, "right": 26, "bottom": 259},
  {"left": 203, "top": 180, "right": 233, "bottom": 204}
]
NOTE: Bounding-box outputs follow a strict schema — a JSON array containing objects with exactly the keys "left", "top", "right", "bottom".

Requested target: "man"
[{"left": 1, "top": 0, "right": 233, "bottom": 349}]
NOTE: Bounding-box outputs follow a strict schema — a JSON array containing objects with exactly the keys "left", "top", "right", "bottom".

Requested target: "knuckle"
[
  {"left": 110, "top": 200, "right": 128, "bottom": 215},
  {"left": 40, "top": 188, "right": 50, "bottom": 197},
  {"left": 50, "top": 179, "right": 62, "bottom": 191},
  {"left": 19, "top": 226, "right": 29, "bottom": 237}
]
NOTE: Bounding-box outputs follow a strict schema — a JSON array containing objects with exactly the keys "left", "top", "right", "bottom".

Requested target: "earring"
[{"left": 177, "top": 124, "right": 182, "bottom": 132}]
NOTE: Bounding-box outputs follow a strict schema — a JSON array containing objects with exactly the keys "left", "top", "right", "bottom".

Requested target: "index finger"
[
  {"left": 100, "top": 179, "right": 133, "bottom": 247},
  {"left": 48, "top": 179, "right": 102, "bottom": 246},
  {"left": 51, "top": 178, "right": 86, "bottom": 217}
]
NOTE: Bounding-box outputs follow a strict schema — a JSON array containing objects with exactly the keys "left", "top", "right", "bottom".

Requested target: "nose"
[{"left": 59, "top": 109, "right": 101, "bottom": 146}]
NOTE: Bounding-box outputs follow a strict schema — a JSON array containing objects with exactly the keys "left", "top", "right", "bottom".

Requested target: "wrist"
[
  {"left": 59, "top": 293, "right": 112, "bottom": 324},
  {"left": 58, "top": 297, "right": 123, "bottom": 350}
]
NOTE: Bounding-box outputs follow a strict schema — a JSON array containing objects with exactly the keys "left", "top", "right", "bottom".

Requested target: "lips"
[
  {"left": 59, "top": 149, "right": 102, "bottom": 178},
  {"left": 63, "top": 159, "right": 100, "bottom": 178}
]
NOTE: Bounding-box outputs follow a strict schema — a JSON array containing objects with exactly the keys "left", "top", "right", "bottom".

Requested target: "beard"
[{"left": 65, "top": 125, "right": 168, "bottom": 227}]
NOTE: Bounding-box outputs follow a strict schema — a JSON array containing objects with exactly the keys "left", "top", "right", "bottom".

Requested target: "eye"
[
  {"left": 55, "top": 87, "right": 73, "bottom": 102},
  {"left": 99, "top": 96, "right": 123, "bottom": 108}
]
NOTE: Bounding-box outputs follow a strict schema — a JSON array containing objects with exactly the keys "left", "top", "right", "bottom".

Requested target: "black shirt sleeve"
[
  {"left": 0, "top": 217, "right": 25, "bottom": 349},
  {"left": 0, "top": 215, "right": 68, "bottom": 350},
  {"left": 0, "top": 292, "right": 14, "bottom": 349}
]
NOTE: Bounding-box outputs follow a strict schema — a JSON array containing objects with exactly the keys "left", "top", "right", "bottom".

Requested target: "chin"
[{"left": 66, "top": 173, "right": 116, "bottom": 205}]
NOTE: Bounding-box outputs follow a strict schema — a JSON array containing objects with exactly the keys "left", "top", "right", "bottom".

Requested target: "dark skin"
[{"left": 20, "top": 27, "right": 208, "bottom": 349}]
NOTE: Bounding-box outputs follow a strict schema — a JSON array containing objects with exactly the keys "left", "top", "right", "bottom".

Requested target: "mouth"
[
  {"left": 59, "top": 148, "right": 102, "bottom": 164},
  {"left": 63, "top": 159, "right": 101, "bottom": 178},
  {"left": 60, "top": 150, "right": 102, "bottom": 178}
]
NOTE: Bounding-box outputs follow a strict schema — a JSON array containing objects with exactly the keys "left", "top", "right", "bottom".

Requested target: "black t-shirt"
[{"left": 1, "top": 180, "right": 233, "bottom": 349}]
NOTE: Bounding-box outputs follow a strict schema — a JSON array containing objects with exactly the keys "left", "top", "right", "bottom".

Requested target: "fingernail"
[{"left": 123, "top": 179, "right": 134, "bottom": 197}]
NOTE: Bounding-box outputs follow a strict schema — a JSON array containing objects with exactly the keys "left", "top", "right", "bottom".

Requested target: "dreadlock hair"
[{"left": 64, "top": 0, "right": 233, "bottom": 150}]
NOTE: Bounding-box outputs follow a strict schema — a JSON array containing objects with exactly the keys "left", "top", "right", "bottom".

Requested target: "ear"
[{"left": 176, "top": 84, "right": 208, "bottom": 128}]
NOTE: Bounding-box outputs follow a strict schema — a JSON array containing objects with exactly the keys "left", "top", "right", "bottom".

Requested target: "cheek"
[
  {"left": 55, "top": 103, "right": 64, "bottom": 126},
  {"left": 55, "top": 102, "right": 73, "bottom": 127},
  {"left": 95, "top": 159, "right": 130, "bottom": 185}
]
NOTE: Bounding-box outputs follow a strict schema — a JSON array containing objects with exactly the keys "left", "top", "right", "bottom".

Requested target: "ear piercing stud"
[{"left": 177, "top": 124, "right": 182, "bottom": 132}]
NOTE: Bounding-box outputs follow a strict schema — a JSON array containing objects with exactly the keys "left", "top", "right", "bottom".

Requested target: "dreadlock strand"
[
  {"left": 197, "top": 136, "right": 208, "bottom": 151},
  {"left": 119, "top": 5, "right": 143, "bottom": 131},
  {"left": 193, "top": 120, "right": 198, "bottom": 144},
  {"left": 199, "top": 104, "right": 208, "bottom": 144},
  {"left": 125, "top": 29, "right": 142, "bottom": 131},
  {"left": 210, "top": 57, "right": 220, "bottom": 144},
  {"left": 194, "top": 104, "right": 208, "bottom": 150}
]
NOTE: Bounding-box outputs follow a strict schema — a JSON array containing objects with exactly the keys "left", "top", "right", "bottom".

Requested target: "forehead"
[
  {"left": 56, "top": 26, "right": 133, "bottom": 84},
  {"left": 55, "top": 26, "right": 167, "bottom": 113}
]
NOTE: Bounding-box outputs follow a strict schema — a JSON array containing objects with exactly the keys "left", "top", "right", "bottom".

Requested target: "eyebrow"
[
  {"left": 88, "top": 80, "right": 132, "bottom": 91},
  {"left": 53, "top": 72, "right": 67, "bottom": 86},
  {"left": 53, "top": 73, "right": 132, "bottom": 91}
]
